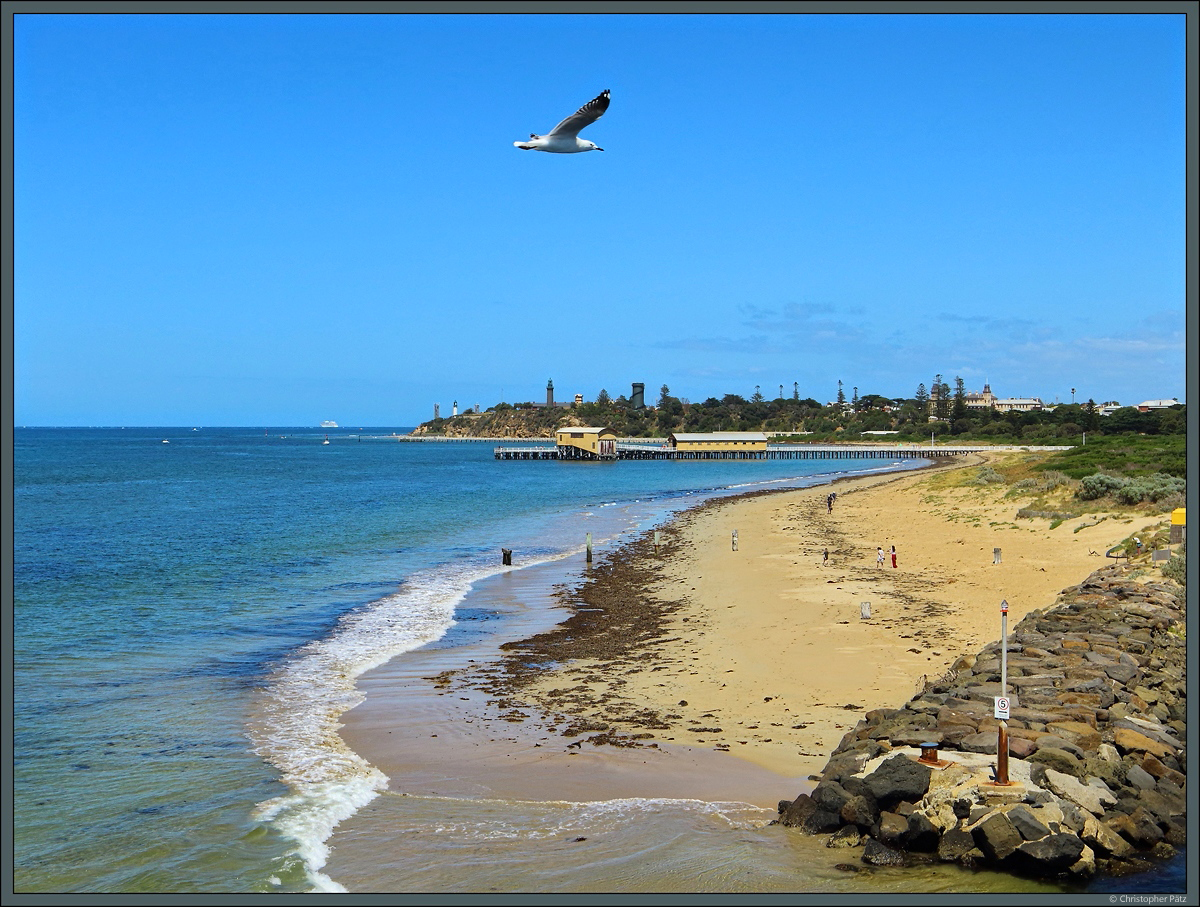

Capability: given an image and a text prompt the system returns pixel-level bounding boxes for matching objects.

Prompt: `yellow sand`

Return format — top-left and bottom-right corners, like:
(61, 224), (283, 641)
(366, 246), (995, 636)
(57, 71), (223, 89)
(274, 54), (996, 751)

(518, 452), (1167, 782)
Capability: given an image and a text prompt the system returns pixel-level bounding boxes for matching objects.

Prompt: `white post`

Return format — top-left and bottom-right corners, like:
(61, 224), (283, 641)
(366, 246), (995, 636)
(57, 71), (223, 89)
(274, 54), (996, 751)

(586, 532), (592, 563)
(731, 530), (738, 551)
(1000, 599), (1008, 695)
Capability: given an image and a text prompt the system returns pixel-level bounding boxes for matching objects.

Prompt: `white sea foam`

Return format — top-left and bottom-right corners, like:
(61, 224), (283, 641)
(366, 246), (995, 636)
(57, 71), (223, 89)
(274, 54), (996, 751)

(247, 544), (611, 891)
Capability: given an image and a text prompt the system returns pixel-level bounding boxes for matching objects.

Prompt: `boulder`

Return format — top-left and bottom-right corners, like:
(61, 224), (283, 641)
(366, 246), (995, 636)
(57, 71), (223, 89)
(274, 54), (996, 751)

(1028, 747), (1084, 778)
(1081, 815), (1134, 858)
(861, 838), (906, 867)
(905, 812), (940, 852)
(863, 755), (932, 810)
(1045, 721), (1101, 752)
(1006, 804), (1051, 841)
(876, 811), (908, 847)
(972, 811), (1023, 862)
(825, 825), (863, 848)
(1043, 768), (1117, 816)
(811, 780), (851, 815)
(937, 827), (977, 863)
(840, 795), (879, 830)
(1125, 764), (1157, 791)
(1011, 833), (1086, 876)
(1112, 807), (1164, 848)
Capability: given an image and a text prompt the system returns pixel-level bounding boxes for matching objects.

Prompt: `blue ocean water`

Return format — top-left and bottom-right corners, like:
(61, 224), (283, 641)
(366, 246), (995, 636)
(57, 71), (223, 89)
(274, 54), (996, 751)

(11, 428), (1186, 894)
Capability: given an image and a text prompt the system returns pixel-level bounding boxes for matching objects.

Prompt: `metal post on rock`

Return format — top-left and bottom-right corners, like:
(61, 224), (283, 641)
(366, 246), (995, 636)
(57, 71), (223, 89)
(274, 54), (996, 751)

(996, 598), (1010, 785)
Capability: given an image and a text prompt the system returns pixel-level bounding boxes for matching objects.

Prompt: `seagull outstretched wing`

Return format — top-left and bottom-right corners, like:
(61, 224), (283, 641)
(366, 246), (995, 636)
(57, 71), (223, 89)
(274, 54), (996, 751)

(545, 90), (611, 138)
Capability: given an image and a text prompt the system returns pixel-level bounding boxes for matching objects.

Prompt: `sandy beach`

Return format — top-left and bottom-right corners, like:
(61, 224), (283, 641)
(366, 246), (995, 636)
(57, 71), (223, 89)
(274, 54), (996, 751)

(340, 452), (1169, 809)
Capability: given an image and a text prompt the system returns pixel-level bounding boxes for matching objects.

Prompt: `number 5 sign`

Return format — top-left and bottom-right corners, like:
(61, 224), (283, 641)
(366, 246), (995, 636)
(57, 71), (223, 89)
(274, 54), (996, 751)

(994, 696), (1010, 720)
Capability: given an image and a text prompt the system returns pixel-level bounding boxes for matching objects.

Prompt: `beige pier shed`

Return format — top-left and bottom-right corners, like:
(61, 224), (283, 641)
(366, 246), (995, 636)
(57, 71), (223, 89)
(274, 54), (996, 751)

(555, 426), (618, 460)
(668, 432), (769, 453)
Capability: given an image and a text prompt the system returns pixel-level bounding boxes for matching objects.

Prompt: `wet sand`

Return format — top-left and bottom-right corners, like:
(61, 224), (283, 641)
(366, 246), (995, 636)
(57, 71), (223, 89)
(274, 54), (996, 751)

(339, 451), (1166, 808)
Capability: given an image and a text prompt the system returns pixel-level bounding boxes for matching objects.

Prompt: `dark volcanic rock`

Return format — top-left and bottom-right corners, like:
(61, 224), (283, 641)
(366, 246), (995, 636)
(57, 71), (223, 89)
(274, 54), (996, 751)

(862, 838), (906, 867)
(1007, 805), (1052, 841)
(973, 811), (1023, 862)
(840, 795), (879, 829)
(938, 827), (977, 862)
(1011, 834), (1086, 876)
(863, 755), (932, 810)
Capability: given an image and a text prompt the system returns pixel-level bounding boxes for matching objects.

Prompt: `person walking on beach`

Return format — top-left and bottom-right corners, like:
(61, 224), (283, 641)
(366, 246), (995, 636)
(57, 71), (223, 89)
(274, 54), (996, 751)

(890, 545), (897, 568)
(822, 548), (829, 567)
(826, 494), (833, 514)
(877, 546), (885, 567)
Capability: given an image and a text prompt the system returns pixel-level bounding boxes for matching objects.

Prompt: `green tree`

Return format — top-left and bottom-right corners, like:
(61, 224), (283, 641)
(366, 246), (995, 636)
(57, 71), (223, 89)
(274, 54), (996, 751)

(914, 383), (929, 418)
(837, 380), (845, 405)
(933, 374), (950, 421)
(952, 376), (968, 422)
(596, 388), (611, 406)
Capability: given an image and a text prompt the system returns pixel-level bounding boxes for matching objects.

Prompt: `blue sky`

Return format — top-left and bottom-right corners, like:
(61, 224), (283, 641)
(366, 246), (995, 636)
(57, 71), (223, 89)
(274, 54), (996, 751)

(14, 13), (1187, 426)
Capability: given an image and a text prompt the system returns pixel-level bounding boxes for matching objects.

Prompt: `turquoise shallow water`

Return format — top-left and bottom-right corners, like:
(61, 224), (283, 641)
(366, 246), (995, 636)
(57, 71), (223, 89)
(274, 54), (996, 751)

(12, 428), (1186, 894)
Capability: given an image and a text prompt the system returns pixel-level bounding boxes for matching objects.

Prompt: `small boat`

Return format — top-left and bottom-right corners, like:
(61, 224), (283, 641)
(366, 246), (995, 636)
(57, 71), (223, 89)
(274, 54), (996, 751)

(323, 435), (330, 445)
(162, 439), (169, 444)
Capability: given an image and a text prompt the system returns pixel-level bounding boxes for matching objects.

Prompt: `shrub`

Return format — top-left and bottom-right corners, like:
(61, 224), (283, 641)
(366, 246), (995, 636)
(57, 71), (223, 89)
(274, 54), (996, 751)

(1161, 546), (1186, 586)
(972, 466), (1005, 485)
(1039, 471), (1071, 490)
(1078, 473), (1128, 500)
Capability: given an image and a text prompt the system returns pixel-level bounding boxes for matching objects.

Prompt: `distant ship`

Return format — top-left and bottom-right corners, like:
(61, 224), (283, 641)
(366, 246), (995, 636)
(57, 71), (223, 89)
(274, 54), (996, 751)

(320, 421), (338, 428)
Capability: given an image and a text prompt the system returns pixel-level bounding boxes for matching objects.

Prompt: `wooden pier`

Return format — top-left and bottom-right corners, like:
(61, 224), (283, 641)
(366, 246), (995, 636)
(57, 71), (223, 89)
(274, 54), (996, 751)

(492, 443), (1047, 462)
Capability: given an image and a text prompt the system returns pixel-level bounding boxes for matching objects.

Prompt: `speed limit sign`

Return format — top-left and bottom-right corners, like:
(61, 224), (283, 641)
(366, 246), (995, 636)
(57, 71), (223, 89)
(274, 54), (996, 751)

(994, 696), (1010, 719)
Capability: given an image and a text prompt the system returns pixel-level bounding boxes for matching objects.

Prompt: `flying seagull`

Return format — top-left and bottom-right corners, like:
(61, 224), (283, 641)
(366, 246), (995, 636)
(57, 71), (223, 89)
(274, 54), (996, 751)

(514, 90), (610, 153)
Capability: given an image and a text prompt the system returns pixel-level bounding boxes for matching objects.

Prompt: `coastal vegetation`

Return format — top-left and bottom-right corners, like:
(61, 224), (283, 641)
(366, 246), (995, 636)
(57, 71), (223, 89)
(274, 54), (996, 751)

(415, 389), (1186, 496)
(418, 387), (1183, 453)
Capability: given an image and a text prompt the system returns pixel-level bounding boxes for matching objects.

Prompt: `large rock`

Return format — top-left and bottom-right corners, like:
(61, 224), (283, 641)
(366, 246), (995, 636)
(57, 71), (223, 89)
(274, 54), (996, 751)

(1113, 727), (1176, 761)
(861, 838), (906, 866)
(863, 755), (932, 810)
(1011, 833), (1086, 876)
(1081, 815), (1134, 858)
(1029, 747), (1084, 778)
(1046, 721), (1101, 752)
(972, 811), (1023, 862)
(937, 827), (977, 862)
(825, 825), (863, 848)
(876, 811), (908, 847)
(811, 780), (851, 815)
(1006, 804), (1051, 841)
(1043, 769), (1118, 816)
(905, 812), (940, 852)
(840, 795), (879, 830)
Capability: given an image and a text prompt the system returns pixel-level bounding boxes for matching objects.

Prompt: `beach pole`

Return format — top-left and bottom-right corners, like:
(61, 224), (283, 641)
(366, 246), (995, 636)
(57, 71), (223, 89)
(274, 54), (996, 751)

(732, 530), (738, 552)
(586, 532), (593, 563)
(993, 547), (1002, 565)
(860, 601), (871, 620)
(654, 530), (661, 553)
(997, 599), (1010, 785)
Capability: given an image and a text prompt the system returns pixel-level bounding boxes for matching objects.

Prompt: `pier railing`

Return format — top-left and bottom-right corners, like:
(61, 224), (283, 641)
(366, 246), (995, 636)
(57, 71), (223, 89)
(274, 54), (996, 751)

(493, 443), (1072, 461)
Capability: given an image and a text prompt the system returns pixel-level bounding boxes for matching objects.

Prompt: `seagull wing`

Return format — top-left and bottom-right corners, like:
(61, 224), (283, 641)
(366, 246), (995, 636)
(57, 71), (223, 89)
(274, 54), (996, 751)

(545, 90), (610, 138)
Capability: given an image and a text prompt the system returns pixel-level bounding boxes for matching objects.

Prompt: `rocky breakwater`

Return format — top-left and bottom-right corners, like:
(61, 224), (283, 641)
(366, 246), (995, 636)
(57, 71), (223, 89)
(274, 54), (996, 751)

(776, 564), (1186, 882)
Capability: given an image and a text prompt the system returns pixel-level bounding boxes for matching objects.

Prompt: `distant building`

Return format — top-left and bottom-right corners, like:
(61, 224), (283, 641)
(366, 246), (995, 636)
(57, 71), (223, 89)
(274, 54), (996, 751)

(669, 432), (768, 452)
(1137, 398), (1181, 411)
(555, 426), (617, 460)
(964, 383), (997, 410)
(991, 398), (1044, 413)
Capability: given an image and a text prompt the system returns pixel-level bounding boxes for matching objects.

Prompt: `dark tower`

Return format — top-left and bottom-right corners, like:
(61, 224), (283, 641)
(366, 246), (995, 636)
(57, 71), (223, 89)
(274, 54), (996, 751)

(631, 382), (645, 410)
(546, 379), (554, 408)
